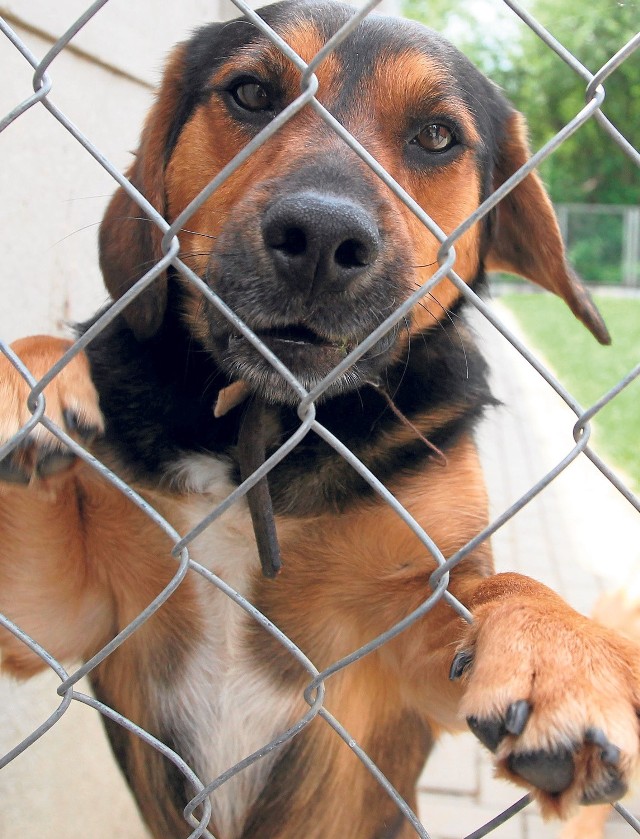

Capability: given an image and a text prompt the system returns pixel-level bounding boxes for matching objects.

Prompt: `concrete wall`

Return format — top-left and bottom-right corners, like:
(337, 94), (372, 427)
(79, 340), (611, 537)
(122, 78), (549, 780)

(0, 1), (398, 835)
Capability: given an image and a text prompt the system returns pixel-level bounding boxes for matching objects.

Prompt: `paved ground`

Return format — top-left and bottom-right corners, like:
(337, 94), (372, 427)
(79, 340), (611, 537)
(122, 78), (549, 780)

(416, 303), (640, 839)
(0, 301), (638, 838)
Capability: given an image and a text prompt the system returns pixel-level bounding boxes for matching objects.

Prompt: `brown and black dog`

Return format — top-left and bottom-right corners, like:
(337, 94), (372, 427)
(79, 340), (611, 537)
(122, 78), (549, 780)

(1, 2), (638, 838)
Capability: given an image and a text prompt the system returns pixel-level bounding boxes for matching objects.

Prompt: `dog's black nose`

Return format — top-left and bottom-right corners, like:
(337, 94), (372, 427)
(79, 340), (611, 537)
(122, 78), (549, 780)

(261, 192), (380, 294)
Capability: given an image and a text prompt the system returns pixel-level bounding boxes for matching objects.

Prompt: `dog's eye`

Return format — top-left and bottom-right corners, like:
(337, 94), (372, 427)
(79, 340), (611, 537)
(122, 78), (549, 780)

(231, 81), (273, 112)
(415, 124), (457, 152)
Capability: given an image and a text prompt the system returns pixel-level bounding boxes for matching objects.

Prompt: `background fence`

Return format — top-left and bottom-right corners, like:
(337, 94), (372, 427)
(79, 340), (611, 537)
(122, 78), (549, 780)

(0, 1), (639, 838)
(557, 204), (640, 288)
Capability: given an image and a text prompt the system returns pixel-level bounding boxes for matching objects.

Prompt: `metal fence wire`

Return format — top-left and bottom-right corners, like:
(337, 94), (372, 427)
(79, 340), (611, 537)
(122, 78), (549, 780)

(0, 1), (639, 837)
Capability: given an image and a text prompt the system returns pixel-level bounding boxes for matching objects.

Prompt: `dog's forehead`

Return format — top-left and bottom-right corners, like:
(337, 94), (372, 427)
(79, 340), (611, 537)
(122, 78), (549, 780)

(200, 1), (487, 102)
(259, 0), (450, 54)
(173, 1), (510, 167)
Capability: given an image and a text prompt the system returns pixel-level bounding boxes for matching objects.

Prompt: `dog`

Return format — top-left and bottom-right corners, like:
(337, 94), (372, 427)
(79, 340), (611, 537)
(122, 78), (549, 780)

(1, 2), (637, 838)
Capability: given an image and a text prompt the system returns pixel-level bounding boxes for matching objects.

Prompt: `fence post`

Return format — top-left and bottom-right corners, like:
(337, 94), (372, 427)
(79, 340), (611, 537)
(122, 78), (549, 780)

(623, 206), (640, 287)
(556, 204), (569, 246)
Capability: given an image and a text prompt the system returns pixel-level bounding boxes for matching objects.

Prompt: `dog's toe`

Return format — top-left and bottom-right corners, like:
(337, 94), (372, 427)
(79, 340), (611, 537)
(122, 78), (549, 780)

(0, 338), (104, 487)
(581, 767), (628, 805)
(62, 408), (102, 444)
(0, 450), (30, 484)
(36, 447), (78, 478)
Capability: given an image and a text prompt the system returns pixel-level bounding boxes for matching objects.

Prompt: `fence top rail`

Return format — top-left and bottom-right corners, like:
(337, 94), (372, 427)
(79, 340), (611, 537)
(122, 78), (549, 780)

(557, 202), (640, 213)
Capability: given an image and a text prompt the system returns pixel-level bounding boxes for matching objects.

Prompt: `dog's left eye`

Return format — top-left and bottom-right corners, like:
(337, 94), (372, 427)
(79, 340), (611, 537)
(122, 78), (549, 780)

(415, 124), (457, 152)
(231, 81), (273, 112)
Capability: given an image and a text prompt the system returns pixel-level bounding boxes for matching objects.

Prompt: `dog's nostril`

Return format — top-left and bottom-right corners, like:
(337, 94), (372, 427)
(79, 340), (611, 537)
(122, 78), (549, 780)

(335, 238), (370, 269)
(272, 226), (307, 257)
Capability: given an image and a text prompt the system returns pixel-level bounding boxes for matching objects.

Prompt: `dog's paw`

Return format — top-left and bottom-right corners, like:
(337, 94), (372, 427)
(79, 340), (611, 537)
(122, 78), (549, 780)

(452, 578), (640, 819)
(0, 336), (103, 485)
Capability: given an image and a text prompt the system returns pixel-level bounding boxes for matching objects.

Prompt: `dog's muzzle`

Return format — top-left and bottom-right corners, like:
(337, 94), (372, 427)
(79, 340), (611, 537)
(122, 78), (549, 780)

(205, 187), (405, 404)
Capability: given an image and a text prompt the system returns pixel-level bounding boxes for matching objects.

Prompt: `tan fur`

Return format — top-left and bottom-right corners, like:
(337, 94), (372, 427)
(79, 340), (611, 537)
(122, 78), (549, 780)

(485, 113), (610, 343)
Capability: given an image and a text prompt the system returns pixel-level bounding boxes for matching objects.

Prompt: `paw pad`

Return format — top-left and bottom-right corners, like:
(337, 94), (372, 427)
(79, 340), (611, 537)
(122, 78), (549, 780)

(508, 747), (575, 794)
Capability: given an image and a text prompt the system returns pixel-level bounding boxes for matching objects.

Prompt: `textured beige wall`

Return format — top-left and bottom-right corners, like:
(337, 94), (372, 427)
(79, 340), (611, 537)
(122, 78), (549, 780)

(0, 24), (150, 342)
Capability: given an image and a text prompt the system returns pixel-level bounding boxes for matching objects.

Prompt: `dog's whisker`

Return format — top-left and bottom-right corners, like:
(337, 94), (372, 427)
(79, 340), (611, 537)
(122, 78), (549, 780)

(178, 251), (213, 262)
(366, 377), (447, 467)
(180, 228), (219, 240)
(409, 259), (439, 270)
(423, 290), (470, 381)
(114, 215), (222, 241)
(408, 283), (469, 379)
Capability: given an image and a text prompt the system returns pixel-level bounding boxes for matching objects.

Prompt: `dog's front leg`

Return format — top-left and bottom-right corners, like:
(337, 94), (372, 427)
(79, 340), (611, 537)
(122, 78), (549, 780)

(0, 336), (110, 675)
(451, 572), (640, 820)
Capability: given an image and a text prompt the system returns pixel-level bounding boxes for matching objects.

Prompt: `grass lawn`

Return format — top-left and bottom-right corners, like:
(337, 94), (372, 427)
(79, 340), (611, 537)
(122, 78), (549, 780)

(499, 292), (640, 493)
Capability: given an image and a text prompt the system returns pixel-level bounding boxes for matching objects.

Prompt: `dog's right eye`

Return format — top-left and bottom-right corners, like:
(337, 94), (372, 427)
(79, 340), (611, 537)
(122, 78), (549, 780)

(230, 81), (273, 112)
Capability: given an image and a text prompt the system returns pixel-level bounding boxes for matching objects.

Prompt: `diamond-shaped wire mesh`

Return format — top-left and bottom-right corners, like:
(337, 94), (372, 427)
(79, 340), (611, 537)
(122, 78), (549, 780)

(0, 1), (639, 837)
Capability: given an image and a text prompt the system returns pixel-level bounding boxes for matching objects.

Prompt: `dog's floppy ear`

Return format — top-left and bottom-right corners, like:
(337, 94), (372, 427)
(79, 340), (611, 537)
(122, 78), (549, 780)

(99, 45), (188, 341)
(485, 112), (610, 345)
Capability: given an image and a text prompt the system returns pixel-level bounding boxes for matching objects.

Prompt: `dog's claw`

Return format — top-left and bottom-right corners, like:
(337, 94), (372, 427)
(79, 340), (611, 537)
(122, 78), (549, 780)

(36, 448), (76, 477)
(466, 715), (505, 753)
(62, 409), (101, 442)
(449, 649), (473, 680)
(585, 727), (621, 766)
(466, 700), (530, 753)
(581, 769), (627, 805)
(505, 700), (531, 736)
(0, 455), (29, 484)
(508, 748), (575, 794)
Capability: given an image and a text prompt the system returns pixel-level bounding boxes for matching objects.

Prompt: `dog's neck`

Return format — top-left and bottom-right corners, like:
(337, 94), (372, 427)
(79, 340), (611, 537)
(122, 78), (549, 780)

(79, 282), (495, 516)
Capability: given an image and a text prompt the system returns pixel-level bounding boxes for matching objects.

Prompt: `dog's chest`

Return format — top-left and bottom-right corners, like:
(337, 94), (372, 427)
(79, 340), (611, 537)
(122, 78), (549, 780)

(163, 454), (302, 838)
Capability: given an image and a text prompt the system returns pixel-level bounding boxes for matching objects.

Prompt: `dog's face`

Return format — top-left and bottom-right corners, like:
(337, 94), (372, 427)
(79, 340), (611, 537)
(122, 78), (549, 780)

(99, 0), (609, 404)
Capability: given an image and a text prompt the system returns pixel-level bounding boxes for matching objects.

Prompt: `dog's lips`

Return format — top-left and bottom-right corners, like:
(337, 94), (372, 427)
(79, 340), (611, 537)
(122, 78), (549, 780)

(228, 325), (355, 357)
(219, 321), (399, 404)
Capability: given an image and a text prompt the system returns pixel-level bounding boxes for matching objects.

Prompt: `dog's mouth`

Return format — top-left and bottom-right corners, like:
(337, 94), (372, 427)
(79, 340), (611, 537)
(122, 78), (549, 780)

(229, 324), (355, 355)
(219, 320), (398, 404)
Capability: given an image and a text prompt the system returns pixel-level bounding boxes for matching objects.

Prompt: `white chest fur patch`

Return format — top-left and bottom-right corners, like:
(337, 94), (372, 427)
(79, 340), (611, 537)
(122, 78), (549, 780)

(164, 454), (304, 838)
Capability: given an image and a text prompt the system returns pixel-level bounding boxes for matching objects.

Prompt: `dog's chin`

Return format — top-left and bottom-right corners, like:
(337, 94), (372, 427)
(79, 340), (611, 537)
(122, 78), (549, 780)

(215, 328), (397, 407)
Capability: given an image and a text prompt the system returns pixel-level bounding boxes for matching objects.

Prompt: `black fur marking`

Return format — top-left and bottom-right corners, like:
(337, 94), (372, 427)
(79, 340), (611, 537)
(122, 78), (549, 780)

(81, 283), (237, 481)
(266, 325), (495, 516)
(81, 277), (493, 512)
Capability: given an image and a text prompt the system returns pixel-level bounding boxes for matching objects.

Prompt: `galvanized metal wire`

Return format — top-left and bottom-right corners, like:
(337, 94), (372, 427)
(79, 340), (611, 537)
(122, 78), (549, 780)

(0, 1), (639, 837)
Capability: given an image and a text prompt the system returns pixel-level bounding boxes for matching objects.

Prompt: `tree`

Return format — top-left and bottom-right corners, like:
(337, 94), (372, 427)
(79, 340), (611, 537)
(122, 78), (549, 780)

(403, 0), (640, 204)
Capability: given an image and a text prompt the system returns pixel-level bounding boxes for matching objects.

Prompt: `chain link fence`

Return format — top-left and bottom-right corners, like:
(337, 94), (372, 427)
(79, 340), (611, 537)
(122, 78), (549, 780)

(0, 1), (639, 837)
